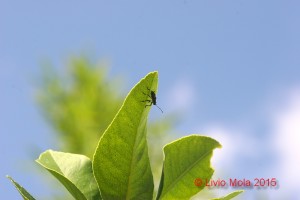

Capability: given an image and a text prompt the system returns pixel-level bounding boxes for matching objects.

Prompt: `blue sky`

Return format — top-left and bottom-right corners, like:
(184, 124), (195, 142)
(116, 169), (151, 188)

(1, 1), (300, 199)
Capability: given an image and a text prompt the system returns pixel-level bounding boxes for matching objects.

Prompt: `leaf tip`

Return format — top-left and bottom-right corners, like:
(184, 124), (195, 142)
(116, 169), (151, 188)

(145, 71), (159, 80)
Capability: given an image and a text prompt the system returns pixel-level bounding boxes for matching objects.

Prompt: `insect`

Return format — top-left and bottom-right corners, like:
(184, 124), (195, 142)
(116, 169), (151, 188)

(141, 87), (163, 113)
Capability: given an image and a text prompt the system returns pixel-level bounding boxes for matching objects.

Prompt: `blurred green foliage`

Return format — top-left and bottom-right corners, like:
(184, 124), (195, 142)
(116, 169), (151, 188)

(37, 57), (122, 157)
(36, 56), (178, 188)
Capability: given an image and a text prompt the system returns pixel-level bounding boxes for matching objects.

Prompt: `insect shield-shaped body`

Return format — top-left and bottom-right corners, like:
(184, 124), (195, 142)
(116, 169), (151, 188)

(141, 88), (163, 113)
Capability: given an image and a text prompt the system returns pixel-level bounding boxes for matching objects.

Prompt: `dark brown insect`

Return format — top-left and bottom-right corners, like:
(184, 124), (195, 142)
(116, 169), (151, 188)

(141, 88), (163, 113)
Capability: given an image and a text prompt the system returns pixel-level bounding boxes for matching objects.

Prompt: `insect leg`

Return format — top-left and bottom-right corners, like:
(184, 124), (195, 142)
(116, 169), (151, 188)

(145, 101), (153, 107)
(142, 91), (152, 99)
(141, 99), (151, 103)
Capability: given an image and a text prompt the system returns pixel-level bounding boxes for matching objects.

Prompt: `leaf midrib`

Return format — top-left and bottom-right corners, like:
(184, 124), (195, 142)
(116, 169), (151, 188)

(160, 149), (213, 199)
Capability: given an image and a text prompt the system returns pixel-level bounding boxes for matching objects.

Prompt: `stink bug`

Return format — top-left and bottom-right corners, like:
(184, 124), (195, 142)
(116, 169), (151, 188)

(141, 87), (163, 113)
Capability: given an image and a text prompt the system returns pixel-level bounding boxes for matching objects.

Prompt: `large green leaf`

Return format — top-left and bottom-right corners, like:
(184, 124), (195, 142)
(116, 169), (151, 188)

(93, 72), (158, 199)
(36, 150), (100, 200)
(156, 135), (221, 200)
(6, 175), (36, 200)
(212, 190), (243, 200)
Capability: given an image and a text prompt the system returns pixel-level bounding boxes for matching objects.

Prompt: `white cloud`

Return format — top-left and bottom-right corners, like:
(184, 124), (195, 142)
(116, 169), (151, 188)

(165, 79), (195, 112)
(197, 125), (259, 175)
(271, 88), (300, 192)
(193, 125), (261, 199)
(203, 126), (236, 169)
(190, 87), (300, 199)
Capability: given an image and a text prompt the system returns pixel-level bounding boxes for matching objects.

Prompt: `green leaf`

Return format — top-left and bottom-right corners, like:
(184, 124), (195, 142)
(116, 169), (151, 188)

(93, 72), (158, 199)
(212, 190), (243, 200)
(6, 175), (36, 200)
(36, 150), (100, 200)
(156, 135), (221, 200)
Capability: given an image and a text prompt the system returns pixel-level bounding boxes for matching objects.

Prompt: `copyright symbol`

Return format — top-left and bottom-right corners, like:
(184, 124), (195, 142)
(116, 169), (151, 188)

(194, 178), (202, 187)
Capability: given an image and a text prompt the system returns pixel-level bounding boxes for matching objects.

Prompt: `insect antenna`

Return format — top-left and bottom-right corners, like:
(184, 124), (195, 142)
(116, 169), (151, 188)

(155, 105), (163, 113)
